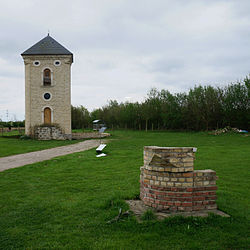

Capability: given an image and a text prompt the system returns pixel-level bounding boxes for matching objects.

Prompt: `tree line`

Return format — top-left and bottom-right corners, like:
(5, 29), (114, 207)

(0, 121), (25, 128)
(72, 76), (250, 131)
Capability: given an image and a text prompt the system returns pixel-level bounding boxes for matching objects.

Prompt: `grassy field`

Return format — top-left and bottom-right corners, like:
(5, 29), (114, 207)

(0, 130), (249, 249)
(0, 134), (81, 158)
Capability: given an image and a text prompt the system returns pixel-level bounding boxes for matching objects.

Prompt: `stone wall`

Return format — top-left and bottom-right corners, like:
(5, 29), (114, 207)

(140, 146), (218, 212)
(34, 126), (71, 140)
(71, 132), (110, 140)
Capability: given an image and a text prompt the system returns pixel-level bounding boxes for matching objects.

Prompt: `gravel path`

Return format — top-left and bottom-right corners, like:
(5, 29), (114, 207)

(0, 140), (100, 172)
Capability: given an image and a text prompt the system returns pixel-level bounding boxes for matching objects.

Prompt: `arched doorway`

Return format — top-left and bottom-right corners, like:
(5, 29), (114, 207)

(44, 107), (51, 124)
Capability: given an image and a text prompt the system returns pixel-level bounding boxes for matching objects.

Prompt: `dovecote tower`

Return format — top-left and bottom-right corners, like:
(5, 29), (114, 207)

(21, 34), (73, 137)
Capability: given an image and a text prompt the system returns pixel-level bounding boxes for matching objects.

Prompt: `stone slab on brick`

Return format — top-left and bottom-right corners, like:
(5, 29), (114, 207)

(144, 146), (196, 173)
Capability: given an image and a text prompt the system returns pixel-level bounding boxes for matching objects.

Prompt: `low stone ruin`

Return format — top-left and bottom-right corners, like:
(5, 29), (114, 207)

(33, 126), (110, 140)
(140, 146), (218, 212)
(34, 126), (71, 140)
(71, 132), (110, 140)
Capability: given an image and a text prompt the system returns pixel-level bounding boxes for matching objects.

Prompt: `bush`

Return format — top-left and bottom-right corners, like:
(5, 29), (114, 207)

(20, 135), (31, 140)
(141, 209), (157, 221)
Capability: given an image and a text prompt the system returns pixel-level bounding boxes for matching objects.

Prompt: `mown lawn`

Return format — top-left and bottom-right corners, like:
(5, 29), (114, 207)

(0, 136), (80, 158)
(0, 131), (249, 249)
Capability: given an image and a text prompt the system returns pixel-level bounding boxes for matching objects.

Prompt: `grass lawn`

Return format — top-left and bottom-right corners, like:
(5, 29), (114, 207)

(0, 136), (81, 158)
(0, 129), (96, 158)
(0, 130), (249, 249)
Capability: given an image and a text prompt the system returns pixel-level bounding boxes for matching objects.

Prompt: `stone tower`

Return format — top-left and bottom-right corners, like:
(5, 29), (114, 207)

(21, 34), (73, 138)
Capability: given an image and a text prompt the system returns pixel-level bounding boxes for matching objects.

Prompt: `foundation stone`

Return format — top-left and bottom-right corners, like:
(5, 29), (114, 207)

(34, 126), (71, 140)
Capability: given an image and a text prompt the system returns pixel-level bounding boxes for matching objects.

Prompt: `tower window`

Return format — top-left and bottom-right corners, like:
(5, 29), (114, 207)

(33, 60), (40, 66)
(54, 60), (61, 66)
(43, 68), (51, 86)
(43, 92), (51, 100)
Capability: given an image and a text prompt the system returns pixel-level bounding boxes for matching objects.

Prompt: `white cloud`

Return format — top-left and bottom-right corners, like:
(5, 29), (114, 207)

(0, 0), (250, 120)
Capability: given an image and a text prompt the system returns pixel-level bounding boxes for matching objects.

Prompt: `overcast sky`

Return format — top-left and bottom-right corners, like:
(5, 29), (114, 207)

(0, 0), (249, 121)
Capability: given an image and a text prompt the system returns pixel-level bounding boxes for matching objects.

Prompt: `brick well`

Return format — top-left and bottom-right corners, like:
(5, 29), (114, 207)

(140, 146), (218, 212)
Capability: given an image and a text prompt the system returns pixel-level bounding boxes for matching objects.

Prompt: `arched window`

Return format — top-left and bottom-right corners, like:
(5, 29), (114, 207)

(43, 68), (51, 86)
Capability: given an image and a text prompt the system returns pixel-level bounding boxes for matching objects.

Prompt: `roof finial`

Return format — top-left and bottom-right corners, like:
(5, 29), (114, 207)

(48, 29), (50, 36)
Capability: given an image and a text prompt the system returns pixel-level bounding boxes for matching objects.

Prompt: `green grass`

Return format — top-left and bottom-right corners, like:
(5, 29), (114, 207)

(0, 130), (249, 249)
(0, 137), (81, 158)
(0, 130), (24, 137)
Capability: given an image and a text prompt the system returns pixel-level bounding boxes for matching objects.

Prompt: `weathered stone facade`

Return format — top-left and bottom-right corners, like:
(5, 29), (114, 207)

(22, 55), (72, 136)
(34, 126), (72, 140)
(140, 146), (218, 212)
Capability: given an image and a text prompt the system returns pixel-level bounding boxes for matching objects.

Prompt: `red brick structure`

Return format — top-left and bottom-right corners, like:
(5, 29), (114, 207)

(140, 146), (218, 212)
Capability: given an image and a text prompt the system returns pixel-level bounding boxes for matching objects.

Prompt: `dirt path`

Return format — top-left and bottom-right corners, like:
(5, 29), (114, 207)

(0, 140), (101, 172)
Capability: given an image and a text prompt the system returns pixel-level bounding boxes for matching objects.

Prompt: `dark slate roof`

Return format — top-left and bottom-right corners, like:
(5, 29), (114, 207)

(21, 34), (73, 57)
